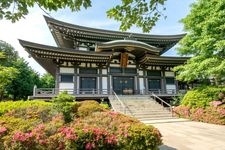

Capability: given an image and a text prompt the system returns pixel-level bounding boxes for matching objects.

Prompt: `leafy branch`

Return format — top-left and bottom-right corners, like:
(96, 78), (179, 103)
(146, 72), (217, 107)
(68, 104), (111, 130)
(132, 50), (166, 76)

(0, 0), (166, 32)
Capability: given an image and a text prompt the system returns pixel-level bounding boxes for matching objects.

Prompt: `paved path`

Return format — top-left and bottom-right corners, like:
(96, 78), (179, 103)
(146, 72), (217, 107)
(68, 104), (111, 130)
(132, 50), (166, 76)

(148, 119), (225, 150)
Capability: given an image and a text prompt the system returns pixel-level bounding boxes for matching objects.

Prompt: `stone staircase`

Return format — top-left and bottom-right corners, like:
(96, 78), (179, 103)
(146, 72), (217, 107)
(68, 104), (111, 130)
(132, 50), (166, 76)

(109, 95), (175, 122)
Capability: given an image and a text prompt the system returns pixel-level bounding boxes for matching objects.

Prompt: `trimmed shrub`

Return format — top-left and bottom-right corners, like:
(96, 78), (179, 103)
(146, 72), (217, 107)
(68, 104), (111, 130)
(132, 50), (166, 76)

(52, 91), (76, 123)
(181, 86), (225, 108)
(52, 91), (75, 103)
(173, 106), (191, 118)
(123, 124), (162, 150)
(0, 116), (39, 134)
(0, 100), (51, 116)
(74, 111), (161, 149)
(0, 100), (162, 149)
(4, 105), (53, 123)
(77, 100), (106, 117)
(174, 104), (225, 125)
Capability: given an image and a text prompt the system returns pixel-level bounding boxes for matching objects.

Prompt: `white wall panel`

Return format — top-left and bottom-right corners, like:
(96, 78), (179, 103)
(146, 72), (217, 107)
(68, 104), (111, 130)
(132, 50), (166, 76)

(110, 64), (120, 67)
(60, 67), (74, 73)
(59, 83), (74, 94)
(102, 77), (108, 94)
(139, 71), (143, 76)
(127, 65), (136, 68)
(102, 69), (107, 75)
(166, 84), (176, 94)
(165, 71), (175, 77)
(139, 78), (145, 94)
(80, 63), (86, 67)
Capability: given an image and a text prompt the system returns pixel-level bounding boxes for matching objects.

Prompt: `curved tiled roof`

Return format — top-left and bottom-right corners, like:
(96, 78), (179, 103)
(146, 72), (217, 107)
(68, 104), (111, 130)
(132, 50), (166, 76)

(44, 16), (186, 54)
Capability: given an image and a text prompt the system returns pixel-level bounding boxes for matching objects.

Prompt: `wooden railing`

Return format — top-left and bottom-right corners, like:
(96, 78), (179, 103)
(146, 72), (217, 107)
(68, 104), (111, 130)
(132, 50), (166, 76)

(33, 87), (186, 97)
(148, 89), (177, 95)
(34, 88), (110, 96)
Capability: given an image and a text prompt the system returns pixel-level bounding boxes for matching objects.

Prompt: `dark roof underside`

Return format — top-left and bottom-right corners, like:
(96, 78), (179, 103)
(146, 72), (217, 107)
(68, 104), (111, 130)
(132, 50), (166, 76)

(140, 54), (188, 66)
(19, 40), (188, 75)
(19, 40), (112, 75)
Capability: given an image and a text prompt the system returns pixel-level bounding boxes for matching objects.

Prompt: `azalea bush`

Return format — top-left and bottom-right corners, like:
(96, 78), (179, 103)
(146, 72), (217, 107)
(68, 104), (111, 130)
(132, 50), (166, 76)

(181, 86), (225, 108)
(0, 99), (162, 149)
(174, 104), (225, 125)
(77, 100), (106, 117)
(175, 86), (225, 125)
(0, 100), (51, 116)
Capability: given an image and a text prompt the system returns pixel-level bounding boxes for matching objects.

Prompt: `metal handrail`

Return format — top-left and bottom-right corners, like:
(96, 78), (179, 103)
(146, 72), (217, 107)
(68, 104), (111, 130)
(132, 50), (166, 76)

(112, 91), (127, 114)
(151, 93), (173, 116)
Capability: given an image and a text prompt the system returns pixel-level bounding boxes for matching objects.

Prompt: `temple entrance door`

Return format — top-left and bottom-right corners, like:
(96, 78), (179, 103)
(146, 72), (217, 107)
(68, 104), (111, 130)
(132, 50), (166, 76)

(80, 77), (96, 93)
(148, 79), (161, 93)
(113, 76), (134, 95)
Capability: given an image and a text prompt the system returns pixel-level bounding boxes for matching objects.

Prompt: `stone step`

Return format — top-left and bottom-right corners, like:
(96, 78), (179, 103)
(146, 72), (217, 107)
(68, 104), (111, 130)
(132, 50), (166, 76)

(141, 118), (188, 124)
(132, 111), (171, 115)
(138, 116), (175, 121)
(128, 107), (164, 109)
(134, 114), (173, 119)
(127, 109), (170, 113)
(109, 96), (173, 122)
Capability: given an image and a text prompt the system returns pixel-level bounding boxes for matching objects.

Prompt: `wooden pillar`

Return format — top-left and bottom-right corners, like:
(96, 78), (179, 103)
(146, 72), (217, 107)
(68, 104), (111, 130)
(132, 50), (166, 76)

(161, 68), (166, 93)
(99, 68), (102, 94)
(143, 69), (148, 94)
(136, 65), (140, 94)
(74, 67), (77, 95)
(55, 65), (60, 94)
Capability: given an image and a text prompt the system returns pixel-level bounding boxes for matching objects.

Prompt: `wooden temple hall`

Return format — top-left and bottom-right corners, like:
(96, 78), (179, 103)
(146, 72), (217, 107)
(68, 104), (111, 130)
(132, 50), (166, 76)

(19, 16), (188, 99)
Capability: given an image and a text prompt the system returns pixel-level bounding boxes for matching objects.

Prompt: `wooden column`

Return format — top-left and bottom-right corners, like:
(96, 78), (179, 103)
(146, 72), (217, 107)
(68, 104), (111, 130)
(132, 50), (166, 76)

(74, 67), (77, 95)
(99, 68), (102, 94)
(55, 65), (60, 94)
(162, 68), (166, 93)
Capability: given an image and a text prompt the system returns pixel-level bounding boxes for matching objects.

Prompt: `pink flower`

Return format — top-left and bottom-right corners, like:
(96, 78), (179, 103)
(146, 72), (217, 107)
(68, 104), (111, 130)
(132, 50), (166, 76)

(0, 127), (7, 133)
(0, 127), (7, 136)
(59, 127), (77, 140)
(85, 142), (95, 150)
(217, 108), (225, 115)
(13, 132), (27, 142)
(209, 101), (223, 107)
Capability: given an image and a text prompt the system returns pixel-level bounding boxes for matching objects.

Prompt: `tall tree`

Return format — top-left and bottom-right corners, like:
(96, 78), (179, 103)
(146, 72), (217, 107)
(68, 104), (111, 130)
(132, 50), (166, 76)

(40, 73), (55, 88)
(0, 40), (41, 100)
(0, 52), (18, 100)
(174, 0), (225, 85)
(0, 40), (19, 66)
(0, 0), (166, 32)
(6, 58), (41, 100)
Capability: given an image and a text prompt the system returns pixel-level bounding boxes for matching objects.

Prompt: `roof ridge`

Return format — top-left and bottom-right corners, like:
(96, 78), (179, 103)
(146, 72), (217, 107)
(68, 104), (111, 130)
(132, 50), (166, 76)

(44, 15), (186, 39)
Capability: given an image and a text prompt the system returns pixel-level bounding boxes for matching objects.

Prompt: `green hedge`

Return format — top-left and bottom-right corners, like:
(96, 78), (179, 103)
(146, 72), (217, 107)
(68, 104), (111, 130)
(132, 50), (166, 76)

(0, 101), (51, 116)
(181, 86), (225, 108)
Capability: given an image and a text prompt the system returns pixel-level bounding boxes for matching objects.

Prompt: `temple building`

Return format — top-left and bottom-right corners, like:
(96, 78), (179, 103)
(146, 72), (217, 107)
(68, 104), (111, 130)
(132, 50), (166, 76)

(19, 16), (188, 99)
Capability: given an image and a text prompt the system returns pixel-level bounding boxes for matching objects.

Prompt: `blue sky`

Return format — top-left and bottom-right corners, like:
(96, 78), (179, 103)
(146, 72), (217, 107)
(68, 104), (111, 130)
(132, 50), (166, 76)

(0, 0), (195, 75)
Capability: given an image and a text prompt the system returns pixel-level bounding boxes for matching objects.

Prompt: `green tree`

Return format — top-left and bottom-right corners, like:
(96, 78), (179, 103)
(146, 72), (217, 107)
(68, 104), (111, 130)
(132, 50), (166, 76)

(174, 0), (225, 85)
(6, 58), (41, 100)
(40, 73), (55, 88)
(0, 40), (19, 66)
(0, 0), (166, 32)
(0, 52), (18, 100)
(0, 40), (41, 100)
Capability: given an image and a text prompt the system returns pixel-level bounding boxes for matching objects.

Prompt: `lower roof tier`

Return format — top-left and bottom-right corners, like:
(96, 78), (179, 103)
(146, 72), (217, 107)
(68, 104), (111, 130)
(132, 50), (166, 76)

(19, 40), (188, 75)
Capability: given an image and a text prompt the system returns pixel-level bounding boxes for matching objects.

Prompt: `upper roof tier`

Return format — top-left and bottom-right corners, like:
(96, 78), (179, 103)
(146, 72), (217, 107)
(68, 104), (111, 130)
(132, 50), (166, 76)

(44, 16), (186, 55)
